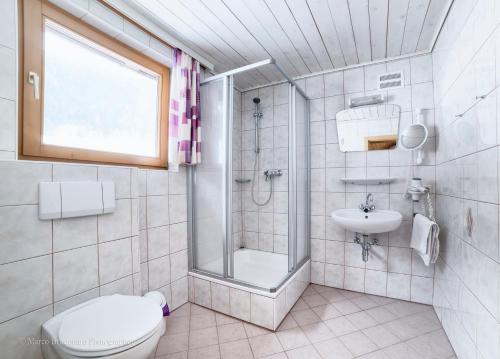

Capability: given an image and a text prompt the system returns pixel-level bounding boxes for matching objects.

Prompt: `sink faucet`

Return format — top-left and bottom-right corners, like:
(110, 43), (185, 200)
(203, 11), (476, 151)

(359, 193), (375, 213)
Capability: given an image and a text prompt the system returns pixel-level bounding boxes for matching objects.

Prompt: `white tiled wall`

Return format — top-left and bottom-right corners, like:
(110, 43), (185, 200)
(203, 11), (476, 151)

(432, 0), (500, 358)
(299, 55), (437, 305)
(138, 168), (189, 310)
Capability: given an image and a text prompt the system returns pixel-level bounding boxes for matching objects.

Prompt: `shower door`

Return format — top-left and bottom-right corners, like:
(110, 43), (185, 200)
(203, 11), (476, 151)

(191, 77), (232, 276)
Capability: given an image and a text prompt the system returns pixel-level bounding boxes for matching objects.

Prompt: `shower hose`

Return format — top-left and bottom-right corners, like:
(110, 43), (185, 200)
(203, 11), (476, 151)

(251, 151), (273, 206)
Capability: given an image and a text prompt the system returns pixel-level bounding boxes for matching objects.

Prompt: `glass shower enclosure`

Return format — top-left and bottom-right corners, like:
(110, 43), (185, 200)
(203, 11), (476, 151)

(188, 59), (310, 293)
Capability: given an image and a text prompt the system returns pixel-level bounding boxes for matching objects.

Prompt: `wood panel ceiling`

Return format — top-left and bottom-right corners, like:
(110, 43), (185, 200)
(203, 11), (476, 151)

(126, 0), (452, 89)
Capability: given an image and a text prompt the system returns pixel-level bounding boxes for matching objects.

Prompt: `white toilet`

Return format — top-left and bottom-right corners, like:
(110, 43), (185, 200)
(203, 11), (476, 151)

(42, 294), (165, 359)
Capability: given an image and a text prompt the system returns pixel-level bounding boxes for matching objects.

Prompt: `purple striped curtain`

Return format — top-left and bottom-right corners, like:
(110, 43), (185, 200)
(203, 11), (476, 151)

(168, 48), (201, 167)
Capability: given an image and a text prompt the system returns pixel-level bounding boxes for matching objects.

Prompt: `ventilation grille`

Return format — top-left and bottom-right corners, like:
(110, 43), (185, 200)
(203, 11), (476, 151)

(378, 71), (404, 90)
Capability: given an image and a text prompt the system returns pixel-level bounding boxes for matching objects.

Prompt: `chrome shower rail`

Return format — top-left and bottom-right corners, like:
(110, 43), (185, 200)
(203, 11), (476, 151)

(200, 58), (308, 99)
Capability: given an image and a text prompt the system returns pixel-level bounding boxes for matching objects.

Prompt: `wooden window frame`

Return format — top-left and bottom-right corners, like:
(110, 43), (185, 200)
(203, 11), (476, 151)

(21, 0), (170, 168)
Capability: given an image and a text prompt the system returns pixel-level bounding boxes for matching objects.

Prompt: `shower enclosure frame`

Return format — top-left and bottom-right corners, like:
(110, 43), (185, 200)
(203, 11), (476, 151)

(187, 59), (310, 294)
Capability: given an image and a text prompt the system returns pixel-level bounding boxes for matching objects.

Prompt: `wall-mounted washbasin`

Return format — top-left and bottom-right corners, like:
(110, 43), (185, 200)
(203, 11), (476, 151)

(331, 209), (402, 234)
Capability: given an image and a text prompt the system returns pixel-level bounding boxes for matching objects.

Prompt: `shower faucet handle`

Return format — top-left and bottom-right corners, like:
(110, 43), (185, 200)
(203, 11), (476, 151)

(264, 169), (282, 181)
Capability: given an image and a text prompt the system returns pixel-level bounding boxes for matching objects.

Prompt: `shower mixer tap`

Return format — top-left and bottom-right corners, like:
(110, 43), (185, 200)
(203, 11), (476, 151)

(264, 169), (282, 181)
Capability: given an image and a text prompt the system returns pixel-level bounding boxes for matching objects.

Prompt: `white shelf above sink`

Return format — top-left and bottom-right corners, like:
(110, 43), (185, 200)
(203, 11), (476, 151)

(340, 177), (395, 185)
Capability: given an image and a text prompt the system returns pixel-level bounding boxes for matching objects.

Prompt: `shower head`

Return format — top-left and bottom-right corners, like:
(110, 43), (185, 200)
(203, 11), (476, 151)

(252, 97), (262, 154)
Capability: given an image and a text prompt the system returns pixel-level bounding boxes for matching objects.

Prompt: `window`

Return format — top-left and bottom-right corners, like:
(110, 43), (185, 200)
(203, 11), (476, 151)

(22, 0), (169, 167)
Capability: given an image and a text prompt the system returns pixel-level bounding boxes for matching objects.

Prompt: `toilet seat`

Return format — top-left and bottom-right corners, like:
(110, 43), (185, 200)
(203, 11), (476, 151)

(56, 295), (163, 357)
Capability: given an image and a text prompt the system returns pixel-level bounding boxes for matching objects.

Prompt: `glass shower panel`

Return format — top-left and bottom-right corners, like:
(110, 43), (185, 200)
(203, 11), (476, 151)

(194, 78), (228, 275)
(295, 89), (309, 264)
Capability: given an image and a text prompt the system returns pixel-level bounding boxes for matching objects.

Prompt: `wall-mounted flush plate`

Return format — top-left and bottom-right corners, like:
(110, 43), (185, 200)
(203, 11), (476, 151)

(39, 181), (115, 220)
(61, 182), (103, 218)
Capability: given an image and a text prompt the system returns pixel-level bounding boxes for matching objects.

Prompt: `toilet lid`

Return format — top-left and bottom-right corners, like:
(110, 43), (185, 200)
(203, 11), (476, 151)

(58, 294), (162, 355)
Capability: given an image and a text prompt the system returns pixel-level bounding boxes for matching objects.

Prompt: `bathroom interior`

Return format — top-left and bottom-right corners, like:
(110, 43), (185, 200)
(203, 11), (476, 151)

(0, 0), (498, 358)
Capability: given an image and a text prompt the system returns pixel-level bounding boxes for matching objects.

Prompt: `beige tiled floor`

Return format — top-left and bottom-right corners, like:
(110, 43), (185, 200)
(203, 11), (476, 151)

(154, 284), (457, 359)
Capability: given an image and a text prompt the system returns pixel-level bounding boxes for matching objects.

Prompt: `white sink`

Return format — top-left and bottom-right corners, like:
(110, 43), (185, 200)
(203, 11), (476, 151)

(331, 209), (402, 234)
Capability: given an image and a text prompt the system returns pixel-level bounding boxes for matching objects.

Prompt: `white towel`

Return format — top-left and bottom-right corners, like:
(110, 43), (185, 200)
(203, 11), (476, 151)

(410, 214), (440, 266)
